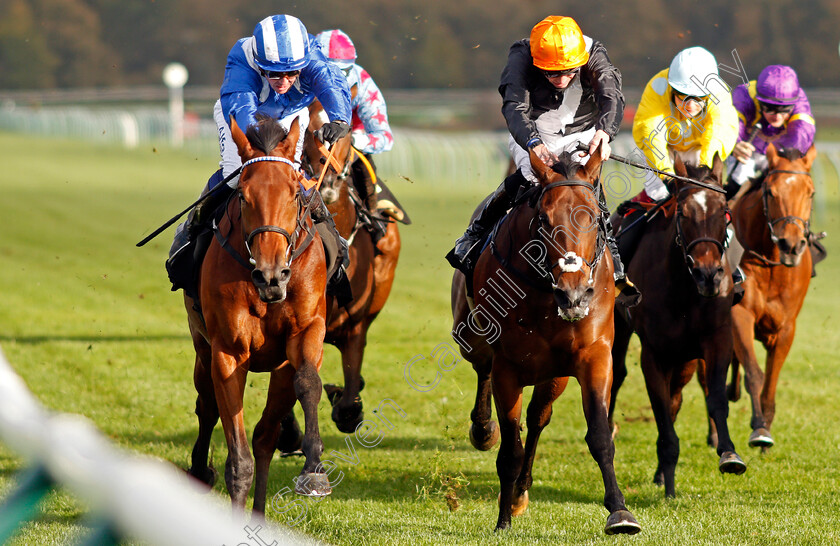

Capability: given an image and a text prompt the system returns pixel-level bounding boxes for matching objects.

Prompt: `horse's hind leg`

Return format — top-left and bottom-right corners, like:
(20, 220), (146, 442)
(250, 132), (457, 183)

(577, 345), (640, 534)
(469, 349), (499, 451)
(641, 350), (680, 497)
(253, 366), (297, 513)
(512, 378), (568, 517)
(695, 359), (719, 448)
(330, 324), (367, 434)
(609, 311), (633, 439)
(188, 338), (219, 487)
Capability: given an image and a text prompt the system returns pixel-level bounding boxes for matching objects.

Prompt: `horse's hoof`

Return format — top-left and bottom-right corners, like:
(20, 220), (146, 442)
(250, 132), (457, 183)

(718, 451), (747, 475)
(332, 400), (364, 434)
(295, 472), (331, 497)
(653, 469), (664, 486)
(707, 432), (719, 449)
(605, 509), (641, 535)
(748, 428), (774, 448)
(186, 465), (217, 488)
(324, 384), (343, 406)
(469, 421), (500, 451)
(511, 490), (529, 517)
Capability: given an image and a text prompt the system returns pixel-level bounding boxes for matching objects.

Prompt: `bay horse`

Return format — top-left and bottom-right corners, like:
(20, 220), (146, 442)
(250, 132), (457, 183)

(609, 154), (746, 498)
(728, 144), (817, 449)
(184, 114), (331, 511)
(299, 98), (401, 433)
(452, 147), (640, 534)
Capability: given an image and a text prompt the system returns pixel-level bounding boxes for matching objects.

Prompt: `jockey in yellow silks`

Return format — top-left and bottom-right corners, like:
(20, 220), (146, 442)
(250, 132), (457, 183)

(632, 46), (738, 203)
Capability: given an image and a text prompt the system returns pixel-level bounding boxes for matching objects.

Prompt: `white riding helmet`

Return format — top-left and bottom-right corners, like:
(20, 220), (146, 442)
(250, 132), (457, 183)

(667, 46), (718, 97)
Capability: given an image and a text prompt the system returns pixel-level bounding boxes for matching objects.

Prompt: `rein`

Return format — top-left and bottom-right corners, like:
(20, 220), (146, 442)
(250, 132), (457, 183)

(214, 156), (315, 272)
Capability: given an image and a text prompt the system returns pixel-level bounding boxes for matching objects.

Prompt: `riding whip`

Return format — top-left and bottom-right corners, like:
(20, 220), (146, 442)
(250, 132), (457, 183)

(574, 143), (725, 193)
(136, 167), (242, 247)
(726, 123), (764, 206)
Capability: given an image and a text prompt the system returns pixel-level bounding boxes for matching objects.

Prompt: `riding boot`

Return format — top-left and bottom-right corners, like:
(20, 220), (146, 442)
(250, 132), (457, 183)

(808, 231), (827, 278)
(168, 169), (228, 261)
(445, 169), (527, 273)
(607, 227), (642, 307)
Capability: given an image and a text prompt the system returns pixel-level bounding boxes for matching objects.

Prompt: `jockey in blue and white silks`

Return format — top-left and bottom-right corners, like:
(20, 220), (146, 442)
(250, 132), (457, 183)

(214, 14), (352, 187)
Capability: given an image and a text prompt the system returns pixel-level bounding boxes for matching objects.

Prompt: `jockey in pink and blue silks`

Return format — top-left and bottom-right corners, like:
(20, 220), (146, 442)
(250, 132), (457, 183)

(315, 29), (395, 214)
(725, 65), (816, 198)
(167, 14), (352, 282)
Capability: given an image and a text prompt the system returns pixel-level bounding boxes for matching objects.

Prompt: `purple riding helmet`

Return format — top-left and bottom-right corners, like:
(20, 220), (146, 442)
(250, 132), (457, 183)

(755, 65), (801, 105)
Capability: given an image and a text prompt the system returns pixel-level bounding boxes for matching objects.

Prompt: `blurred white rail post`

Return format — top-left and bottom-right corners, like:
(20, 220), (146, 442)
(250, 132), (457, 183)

(163, 62), (189, 148)
(0, 346), (312, 546)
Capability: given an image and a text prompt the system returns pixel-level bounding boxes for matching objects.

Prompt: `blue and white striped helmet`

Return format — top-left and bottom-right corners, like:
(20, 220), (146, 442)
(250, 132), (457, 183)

(251, 15), (311, 72)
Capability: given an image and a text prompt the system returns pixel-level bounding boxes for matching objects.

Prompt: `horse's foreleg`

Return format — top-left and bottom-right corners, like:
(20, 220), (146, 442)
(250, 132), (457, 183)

(211, 351), (252, 509)
(252, 367), (297, 513)
(289, 323), (330, 496)
(702, 335), (747, 475)
(491, 362), (524, 531)
(762, 323), (796, 431)
(513, 378), (568, 517)
(331, 325), (367, 434)
(578, 345), (640, 535)
(189, 344), (220, 487)
(732, 305), (771, 447)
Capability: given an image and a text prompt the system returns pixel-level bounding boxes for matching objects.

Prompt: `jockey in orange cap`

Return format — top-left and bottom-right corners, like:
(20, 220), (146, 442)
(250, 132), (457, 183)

(446, 15), (640, 305)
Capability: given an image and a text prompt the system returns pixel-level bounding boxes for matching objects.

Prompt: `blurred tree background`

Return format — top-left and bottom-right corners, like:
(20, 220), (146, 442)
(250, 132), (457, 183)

(1, 0), (838, 91)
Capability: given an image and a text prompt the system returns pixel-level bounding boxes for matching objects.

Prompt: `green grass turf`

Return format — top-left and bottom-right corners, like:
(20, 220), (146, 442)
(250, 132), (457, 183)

(0, 131), (839, 544)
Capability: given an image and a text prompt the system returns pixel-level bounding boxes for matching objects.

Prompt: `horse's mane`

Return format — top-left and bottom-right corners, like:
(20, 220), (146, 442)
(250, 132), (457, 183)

(550, 152), (585, 179)
(245, 113), (289, 155)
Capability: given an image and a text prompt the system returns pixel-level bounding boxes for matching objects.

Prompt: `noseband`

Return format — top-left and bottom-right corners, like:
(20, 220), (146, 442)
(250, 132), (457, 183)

(761, 169), (812, 246)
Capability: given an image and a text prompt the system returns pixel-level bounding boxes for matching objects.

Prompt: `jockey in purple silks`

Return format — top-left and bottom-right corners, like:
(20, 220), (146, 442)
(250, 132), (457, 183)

(726, 64), (825, 277)
(725, 65), (816, 197)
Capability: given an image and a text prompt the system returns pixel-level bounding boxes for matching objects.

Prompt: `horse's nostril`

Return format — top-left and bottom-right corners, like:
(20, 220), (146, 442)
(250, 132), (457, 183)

(278, 268), (291, 283)
(251, 269), (267, 287)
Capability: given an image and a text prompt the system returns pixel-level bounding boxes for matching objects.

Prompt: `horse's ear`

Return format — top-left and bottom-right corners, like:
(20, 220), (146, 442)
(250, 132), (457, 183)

(582, 142), (604, 182)
(765, 143), (779, 167)
(528, 149), (552, 183)
(802, 144), (817, 171)
(280, 117), (301, 154)
(673, 154), (687, 178)
(230, 116), (254, 159)
(711, 152), (723, 184)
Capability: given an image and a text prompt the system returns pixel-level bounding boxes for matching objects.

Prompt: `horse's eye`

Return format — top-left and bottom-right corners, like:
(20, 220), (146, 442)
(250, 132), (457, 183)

(539, 213), (550, 225)
(319, 157), (326, 165)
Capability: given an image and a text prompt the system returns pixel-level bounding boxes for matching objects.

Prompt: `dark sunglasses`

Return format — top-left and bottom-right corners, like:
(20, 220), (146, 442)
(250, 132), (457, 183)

(263, 69), (300, 80)
(543, 68), (580, 78)
(758, 101), (794, 114)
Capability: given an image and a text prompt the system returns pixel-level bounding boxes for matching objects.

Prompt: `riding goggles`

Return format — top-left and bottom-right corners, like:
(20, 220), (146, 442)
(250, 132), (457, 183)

(758, 101), (795, 115)
(673, 92), (708, 107)
(543, 67), (580, 79)
(263, 69), (301, 80)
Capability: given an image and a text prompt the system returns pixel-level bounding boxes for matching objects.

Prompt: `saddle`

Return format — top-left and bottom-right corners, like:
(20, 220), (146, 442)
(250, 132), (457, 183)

(165, 198), (351, 307)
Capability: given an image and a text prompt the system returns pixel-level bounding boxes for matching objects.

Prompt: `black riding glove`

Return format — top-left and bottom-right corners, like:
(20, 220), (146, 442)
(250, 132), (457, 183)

(317, 120), (350, 146)
(724, 180), (740, 201)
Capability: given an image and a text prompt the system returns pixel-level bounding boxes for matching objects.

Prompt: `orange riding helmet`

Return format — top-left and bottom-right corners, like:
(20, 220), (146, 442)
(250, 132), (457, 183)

(530, 16), (589, 71)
